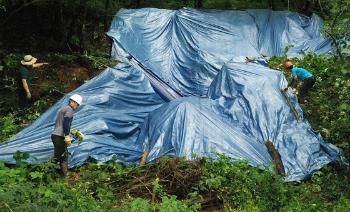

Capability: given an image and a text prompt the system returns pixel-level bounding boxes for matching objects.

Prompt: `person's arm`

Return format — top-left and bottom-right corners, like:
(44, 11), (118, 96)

(290, 76), (298, 87)
(63, 117), (72, 136)
(21, 79), (31, 99)
(63, 112), (73, 145)
(290, 68), (298, 87)
(32, 63), (49, 68)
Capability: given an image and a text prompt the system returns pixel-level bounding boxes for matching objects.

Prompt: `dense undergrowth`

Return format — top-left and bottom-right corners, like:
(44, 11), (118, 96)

(0, 51), (349, 211)
(0, 155), (349, 211)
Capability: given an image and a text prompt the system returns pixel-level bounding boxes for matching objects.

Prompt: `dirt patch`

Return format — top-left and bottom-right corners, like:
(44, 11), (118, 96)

(57, 67), (90, 92)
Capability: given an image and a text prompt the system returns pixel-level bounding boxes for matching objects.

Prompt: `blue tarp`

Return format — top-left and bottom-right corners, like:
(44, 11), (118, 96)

(0, 8), (342, 181)
(107, 8), (332, 98)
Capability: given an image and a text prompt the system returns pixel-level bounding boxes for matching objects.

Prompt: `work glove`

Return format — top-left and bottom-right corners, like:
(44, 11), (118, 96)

(26, 92), (31, 99)
(64, 136), (73, 146)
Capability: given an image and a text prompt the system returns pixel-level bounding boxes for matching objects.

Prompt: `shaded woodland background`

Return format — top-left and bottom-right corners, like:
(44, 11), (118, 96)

(0, 0), (346, 54)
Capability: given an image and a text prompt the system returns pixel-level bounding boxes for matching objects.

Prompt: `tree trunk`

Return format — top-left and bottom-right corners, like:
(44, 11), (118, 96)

(136, 0), (141, 8)
(301, 0), (313, 16)
(348, 133), (350, 182)
(52, 0), (64, 47)
(268, 0), (275, 10)
(265, 140), (285, 176)
(78, 0), (87, 53)
(104, 0), (111, 32)
(194, 0), (202, 9)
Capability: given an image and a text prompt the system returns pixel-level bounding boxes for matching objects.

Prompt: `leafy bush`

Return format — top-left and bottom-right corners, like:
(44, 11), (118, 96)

(0, 161), (104, 211)
(0, 155), (349, 211)
(0, 113), (19, 143)
(197, 155), (288, 211)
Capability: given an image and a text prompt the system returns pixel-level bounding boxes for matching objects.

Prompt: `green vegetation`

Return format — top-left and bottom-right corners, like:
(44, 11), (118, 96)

(0, 155), (348, 211)
(0, 0), (349, 211)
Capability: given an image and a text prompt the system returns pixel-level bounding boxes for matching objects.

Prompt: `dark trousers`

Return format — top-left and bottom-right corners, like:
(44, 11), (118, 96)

(51, 134), (68, 175)
(18, 90), (29, 109)
(300, 77), (315, 99)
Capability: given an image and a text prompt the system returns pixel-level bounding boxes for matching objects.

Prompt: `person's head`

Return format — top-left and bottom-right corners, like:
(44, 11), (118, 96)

(69, 94), (83, 110)
(21, 55), (37, 67)
(285, 61), (293, 70)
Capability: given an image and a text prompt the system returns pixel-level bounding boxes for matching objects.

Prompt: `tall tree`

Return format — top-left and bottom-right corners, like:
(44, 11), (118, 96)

(194, 0), (202, 8)
(320, 0), (350, 61)
(52, 0), (64, 46)
(77, 0), (87, 53)
(268, 0), (275, 10)
(136, 0), (141, 8)
(104, 0), (111, 32)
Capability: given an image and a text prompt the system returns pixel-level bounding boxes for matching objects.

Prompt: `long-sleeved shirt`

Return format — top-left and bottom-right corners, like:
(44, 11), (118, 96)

(52, 105), (74, 137)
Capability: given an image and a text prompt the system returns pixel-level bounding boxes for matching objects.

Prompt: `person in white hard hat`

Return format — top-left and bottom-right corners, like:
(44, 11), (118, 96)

(17, 55), (49, 110)
(51, 94), (83, 176)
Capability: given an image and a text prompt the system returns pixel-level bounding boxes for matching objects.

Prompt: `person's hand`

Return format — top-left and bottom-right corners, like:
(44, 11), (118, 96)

(64, 136), (73, 146)
(26, 92), (31, 99)
(292, 88), (297, 94)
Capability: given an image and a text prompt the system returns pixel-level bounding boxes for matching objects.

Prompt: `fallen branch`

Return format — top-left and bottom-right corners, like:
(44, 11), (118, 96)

(265, 140), (285, 176)
(131, 175), (153, 197)
(1, 201), (13, 212)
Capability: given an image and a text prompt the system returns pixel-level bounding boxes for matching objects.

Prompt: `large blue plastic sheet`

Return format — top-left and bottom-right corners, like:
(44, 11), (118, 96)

(107, 8), (332, 98)
(135, 62), (341, 181)
(0, 64), (164, 167)
(0, 8), (342, 181)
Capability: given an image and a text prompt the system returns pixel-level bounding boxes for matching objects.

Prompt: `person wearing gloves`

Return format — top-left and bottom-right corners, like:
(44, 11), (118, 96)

(285, 61), (315, 101)
(51, 94), (83, 176)
(17, 55), (48, 110)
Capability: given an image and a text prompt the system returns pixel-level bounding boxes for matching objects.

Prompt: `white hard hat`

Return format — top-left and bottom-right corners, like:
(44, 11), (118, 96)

(69, 94), (83, 105)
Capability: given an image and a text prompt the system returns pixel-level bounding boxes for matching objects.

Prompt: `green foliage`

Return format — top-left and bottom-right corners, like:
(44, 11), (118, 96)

(118, 197), (153, 212)
(0, 161), (104, 211)
(85, 54), (119, 70)
(2, 53), (21, 71)
(320, 0), (350, 59)
(0, 113), (18, 143)
(13, 151), (30, 167)
(0, 97), (55, 144)
(158, 195), (200, 212)
(0, 0), (5, 12)
(117, 195), (200, 212)
(0, 53), (21, 94)
(162, 1), (186, 9)
(197, 155), (288, 211)
(203, 0), (271, 10)
(46, 53), (76, 66)
(0, 155), (349, 211)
